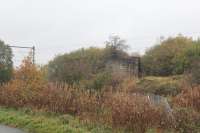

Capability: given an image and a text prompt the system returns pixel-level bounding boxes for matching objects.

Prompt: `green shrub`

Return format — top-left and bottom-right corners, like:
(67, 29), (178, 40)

(136, 76), (182, 96)
(186, 58), (200, 86)
(184, 43), (200, 85)
(80, 72), (112, 91)
(142, 35), (193, 76)
(0, 40), (13, 84)
(47, 47), (106, 85)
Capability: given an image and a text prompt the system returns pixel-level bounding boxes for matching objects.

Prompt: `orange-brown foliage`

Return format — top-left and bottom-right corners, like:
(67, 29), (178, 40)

(0, 56), (46, 107)
(0, 56), (181, 132)
(104, 92), (174, 133)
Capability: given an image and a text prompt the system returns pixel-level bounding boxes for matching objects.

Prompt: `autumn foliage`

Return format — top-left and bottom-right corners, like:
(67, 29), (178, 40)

(0, 56), (200, 133)
(173, 86), (200, 112)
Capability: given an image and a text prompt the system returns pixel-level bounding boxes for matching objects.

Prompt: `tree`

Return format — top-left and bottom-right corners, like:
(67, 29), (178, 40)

(47, 36), (131, 90)
(105, 35), (129, 59)
(0, 40), (13, 83)
(47, 47), (106, 84)
(142, 35), (193, 76)
(184, 41), (200, 85)
(186, 58), (200, 86)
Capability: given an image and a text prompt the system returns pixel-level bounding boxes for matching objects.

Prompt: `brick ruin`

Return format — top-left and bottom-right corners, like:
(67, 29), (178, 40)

(106, 56), (141, 78)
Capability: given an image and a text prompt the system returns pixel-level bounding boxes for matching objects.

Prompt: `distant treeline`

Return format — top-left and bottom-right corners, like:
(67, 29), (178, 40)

(1, 35), (200, 86)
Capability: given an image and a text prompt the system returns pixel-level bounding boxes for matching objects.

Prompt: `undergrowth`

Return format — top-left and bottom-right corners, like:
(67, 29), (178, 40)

(0, 57), (199, 133)
(0, 106), (115, 133)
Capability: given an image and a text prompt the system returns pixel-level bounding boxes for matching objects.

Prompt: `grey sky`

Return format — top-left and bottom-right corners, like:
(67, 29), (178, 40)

(0, 0), (200, 65)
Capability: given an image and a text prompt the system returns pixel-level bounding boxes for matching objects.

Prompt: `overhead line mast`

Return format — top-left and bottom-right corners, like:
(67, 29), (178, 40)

(8, 45), (35, 64)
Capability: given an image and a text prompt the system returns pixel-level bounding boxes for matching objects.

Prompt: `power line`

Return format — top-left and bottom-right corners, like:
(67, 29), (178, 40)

(8, 46), (34, 49)
(8, 45), (35, 65)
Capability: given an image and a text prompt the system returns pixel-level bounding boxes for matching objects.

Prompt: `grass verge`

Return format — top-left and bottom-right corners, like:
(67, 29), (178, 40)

(0, 106), (113, 133)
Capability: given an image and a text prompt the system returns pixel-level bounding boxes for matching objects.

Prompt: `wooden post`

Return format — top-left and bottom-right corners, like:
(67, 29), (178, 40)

(32, 46), (35, 64)
(8, 45), (36, 64)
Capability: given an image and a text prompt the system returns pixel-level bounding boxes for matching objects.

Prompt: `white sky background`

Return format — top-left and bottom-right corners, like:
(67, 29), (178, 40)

(0, 0), (200, 65)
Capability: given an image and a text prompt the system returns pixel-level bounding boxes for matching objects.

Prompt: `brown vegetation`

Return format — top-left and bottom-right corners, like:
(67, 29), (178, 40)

(173, 86), (200, 112)
(105, 92), (174, 133)
(0, 57), (200, 133)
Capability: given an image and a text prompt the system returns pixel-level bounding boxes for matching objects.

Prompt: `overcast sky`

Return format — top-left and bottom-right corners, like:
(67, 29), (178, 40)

(0, 0), (200, 65)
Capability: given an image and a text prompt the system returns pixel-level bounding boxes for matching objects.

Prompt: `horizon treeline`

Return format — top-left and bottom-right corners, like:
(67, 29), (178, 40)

(1, 34), (200, 85)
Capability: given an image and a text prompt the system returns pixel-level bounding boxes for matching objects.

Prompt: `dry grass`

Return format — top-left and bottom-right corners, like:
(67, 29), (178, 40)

(173, 86), (200, 112)
(104, 92), (175, 133)
(172, 107), (200, 133)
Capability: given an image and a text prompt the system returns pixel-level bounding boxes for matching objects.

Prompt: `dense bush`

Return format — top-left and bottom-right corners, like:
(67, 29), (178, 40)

(0, 57), (99, 115)
(48, 47), (106, 84)
(184, 42), (200, 85)
(136, 76), (182, 96)
(0, 56), (46, 107)
(48, 47), (118, 91)
(0, 40), (13, 84)
(79, 71), (112, 91)
(105, 92), (174, 133)
(0, 83), (174, 133)
(142, 35), (193, 76)
(185, 58), (200, 86)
